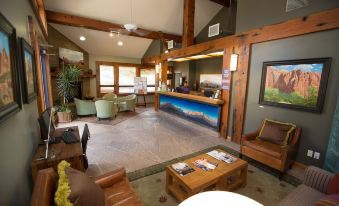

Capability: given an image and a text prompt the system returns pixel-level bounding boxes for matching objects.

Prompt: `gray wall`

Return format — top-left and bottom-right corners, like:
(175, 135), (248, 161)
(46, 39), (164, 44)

(194, 57), (223, 82)
(143, 40), (162, 58)
(245, 30), (339, 167)
(196, 0), (237, 43)
(236, 0), (339, 33)
(236, 0), (339, 167)
(0, 0), (42, 205)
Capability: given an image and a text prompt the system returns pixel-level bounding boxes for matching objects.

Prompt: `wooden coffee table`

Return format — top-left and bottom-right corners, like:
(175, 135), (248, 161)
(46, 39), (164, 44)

(166, 149), (248, 202)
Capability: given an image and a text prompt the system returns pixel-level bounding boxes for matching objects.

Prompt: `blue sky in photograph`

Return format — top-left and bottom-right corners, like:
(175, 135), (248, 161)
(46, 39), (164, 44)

(160, 95), (219, 121)
(0, 31), (10, 54)
(24, 50), (32, 62)
(273, 63), (323, 73)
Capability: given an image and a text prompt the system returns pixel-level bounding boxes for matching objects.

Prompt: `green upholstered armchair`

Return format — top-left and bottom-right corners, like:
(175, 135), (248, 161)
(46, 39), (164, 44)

(94, 100), (118, 120)
(74, 98), (96, 116)
(102, 93), (117, 102)
(117, 94), (136, 112)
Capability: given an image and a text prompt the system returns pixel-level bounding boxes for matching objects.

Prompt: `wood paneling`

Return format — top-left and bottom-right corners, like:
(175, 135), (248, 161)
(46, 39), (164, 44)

(182, 0), (195, 47)
(159, 92), (224, 105)
(46, 10), (182, 42)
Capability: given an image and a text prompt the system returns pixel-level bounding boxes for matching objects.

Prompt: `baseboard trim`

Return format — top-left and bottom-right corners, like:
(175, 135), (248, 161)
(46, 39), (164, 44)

(292, 161), (307, 170)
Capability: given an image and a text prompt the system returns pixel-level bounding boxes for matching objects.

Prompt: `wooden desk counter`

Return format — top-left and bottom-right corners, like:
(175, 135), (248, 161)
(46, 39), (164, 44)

(158, 92), (224, 105)
(31, 126), (84, 180)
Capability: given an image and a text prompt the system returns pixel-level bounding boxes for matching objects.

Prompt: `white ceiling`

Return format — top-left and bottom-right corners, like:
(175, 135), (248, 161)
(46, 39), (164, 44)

(45, 0), (223, 58)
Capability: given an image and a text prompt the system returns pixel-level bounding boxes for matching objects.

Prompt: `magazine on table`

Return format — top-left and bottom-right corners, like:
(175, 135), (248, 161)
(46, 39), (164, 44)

(207, 150), (237, 164)
(193, 158), (218, 171)
(172, 162), (195, 176)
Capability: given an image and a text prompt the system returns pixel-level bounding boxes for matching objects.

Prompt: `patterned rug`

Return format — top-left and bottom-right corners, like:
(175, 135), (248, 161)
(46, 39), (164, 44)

(128, 145), (301, 206)
(76, 107), (149, 126)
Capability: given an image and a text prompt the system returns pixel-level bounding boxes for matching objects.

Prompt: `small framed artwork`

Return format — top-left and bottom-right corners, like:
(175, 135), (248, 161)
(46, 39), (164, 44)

(259, 58), (331, 113)
(19, 38), (37, 103)
(0, 13), (21, 123)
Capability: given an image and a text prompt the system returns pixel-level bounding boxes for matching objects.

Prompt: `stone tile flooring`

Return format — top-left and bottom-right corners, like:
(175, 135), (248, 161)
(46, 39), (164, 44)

(58, 108), (239, 177)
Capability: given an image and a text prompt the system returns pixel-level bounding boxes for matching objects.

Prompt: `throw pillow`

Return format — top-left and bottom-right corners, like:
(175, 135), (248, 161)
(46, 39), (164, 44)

(327, 173), (339, 194)
(258, 119), (296, 146)
(316, 195), (339, 206)
(55, 160), (105, 206)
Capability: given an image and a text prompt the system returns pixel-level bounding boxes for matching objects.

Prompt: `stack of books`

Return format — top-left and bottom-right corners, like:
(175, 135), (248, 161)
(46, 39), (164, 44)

(207, 150), (237, 164)
(193, 158), (218, 171)
(172, 162), (195, 176)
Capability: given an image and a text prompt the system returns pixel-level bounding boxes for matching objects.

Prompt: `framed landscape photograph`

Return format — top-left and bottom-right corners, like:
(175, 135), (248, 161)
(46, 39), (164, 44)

(20, 38), (37, 103)
(0, 13), (21, 123)
(259, 58), (331, 113)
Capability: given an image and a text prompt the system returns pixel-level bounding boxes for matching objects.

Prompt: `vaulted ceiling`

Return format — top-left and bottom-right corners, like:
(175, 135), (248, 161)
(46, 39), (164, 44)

(45, 0), (223, 58)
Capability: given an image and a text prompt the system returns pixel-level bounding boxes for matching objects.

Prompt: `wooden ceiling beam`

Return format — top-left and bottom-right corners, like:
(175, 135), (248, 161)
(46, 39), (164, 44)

(45, 10), (182, 42)
(210, 0), (231, 7)
(182, 0), (195, 47)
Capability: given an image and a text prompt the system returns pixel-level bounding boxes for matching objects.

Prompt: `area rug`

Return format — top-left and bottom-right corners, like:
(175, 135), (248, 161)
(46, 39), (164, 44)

(76, 107), (148, 126)
(128, 145), (301, 206)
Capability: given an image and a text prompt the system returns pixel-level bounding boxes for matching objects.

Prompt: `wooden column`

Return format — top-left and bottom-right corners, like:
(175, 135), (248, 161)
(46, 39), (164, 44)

(114, 63), (119, 95)
(161, 61), (168, 83)
(154, 61), (160, 111)
(232, 44), (251, 143)
(44, 54), (53, 105)
(28, 16), (44, 114)
(182, 0), (195, 47)
(220, 48), (232, 138)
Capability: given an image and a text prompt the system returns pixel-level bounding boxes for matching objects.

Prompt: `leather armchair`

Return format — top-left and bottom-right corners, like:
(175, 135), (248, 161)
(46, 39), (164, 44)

(240, 123), (301, 177)
(31, 167), (143, 206)
(95, 100), (118, 120)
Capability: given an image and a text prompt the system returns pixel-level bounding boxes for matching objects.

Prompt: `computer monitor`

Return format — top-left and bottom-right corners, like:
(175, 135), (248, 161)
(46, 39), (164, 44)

(37, 108), (55, 141)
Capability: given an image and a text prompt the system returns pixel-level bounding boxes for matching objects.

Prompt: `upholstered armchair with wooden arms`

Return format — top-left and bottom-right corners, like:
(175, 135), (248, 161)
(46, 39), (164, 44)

(240, 119), (302, 178)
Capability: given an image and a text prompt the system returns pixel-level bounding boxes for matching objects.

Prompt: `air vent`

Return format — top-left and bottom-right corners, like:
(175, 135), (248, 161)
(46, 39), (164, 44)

(167, 40), (174, 50)
(208, 23), (220, 37)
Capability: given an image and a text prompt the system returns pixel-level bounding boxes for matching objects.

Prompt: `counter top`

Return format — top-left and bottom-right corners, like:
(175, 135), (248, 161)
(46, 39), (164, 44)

(158, 92), (224, 105)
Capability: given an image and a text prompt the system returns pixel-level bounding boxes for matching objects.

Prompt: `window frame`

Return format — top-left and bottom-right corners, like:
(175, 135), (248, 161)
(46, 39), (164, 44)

(140, 68), (156, 93)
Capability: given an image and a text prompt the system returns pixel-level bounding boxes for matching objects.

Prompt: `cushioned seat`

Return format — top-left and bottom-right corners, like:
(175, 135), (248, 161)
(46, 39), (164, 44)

(74, 98), (96, 116)
(277, 185), (325, 206)
(242, 139), (282, 158)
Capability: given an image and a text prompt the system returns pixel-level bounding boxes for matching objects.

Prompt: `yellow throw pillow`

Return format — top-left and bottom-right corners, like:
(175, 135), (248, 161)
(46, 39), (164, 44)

(55, 160), (73, 206)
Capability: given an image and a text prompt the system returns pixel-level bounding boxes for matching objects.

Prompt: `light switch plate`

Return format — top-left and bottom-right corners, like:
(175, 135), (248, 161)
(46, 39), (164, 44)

(314, 152), (320, 159)
(307, 150), (313, 157)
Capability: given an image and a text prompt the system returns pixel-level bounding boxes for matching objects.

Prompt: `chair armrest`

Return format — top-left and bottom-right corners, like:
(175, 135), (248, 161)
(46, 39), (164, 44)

(242, 130), (260, 142)
(303, 166), (334, 193)
(31, 168), (58, 206)
(94, 168), (126, 188)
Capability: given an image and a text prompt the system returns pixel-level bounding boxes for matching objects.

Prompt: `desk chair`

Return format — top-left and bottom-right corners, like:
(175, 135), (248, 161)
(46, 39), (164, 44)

(82, 124), (90, 169)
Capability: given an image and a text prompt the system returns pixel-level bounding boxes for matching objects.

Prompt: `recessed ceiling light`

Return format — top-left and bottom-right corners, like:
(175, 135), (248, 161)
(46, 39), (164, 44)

(118, 41), (123, 46)
(79, 36), (86, 41)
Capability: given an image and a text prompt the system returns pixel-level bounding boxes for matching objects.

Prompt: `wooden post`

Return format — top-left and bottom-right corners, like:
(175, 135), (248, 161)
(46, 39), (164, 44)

(182, 0), (195, 47)
(232, 44), (251, 143)
(220, 48), (233, 138)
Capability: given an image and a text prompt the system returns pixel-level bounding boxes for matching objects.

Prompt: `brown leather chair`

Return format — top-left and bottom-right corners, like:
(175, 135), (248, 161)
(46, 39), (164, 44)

(31, 167), (143, 206)
(240, 123), (301, 178)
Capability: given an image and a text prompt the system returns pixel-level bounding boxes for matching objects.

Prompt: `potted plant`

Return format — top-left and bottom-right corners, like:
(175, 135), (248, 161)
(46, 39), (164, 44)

(56, 64), (80, 123)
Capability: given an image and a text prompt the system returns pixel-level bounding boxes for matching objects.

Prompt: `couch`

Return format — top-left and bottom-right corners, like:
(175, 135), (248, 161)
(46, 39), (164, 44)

(95, 100), (118, 120)
(74, 98), (96, 116)
(31, 167), (143, 206)
(117, 94), (136, 112)
(278, 166), (335, 206)
(241, 119), (301, 177)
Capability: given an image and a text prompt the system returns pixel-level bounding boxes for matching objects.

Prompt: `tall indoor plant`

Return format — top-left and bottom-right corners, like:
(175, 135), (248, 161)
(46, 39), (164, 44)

(56, 64), (80, 122)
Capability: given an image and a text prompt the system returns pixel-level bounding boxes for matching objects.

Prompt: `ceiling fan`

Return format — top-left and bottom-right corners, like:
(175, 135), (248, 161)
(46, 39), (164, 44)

(109, 0), (151, 37)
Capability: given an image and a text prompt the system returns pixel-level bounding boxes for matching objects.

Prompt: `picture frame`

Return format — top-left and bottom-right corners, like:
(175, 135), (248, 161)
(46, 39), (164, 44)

(0, 13), (21, 124)
(19, 38), (37, 103)
(259, 58), (331, 113)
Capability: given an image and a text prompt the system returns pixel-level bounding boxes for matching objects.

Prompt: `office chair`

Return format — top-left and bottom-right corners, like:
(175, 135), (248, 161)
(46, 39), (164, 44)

(81, 124), (90, 170)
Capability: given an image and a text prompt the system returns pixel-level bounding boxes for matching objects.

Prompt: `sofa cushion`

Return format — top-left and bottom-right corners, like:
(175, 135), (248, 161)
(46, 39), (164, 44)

(277, 184), (325, 206)
(54, 160), (104, 206)
(327, 173), (339, 194)
(316, 195), (339, 206)
(258, 119), (296, 146)
(243, 139), (282, 158)
(102, 177), (143, 206)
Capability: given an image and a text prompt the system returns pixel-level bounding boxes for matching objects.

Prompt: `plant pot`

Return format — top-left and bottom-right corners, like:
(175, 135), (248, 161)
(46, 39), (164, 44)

(57, 111), (72, 123)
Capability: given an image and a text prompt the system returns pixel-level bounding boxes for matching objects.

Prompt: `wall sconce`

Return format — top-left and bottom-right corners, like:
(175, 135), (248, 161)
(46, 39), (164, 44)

(230, 54), (238, 71)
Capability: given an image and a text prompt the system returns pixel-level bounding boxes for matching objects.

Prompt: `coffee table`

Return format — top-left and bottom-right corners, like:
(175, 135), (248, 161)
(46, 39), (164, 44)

(166, 149), (248, 202)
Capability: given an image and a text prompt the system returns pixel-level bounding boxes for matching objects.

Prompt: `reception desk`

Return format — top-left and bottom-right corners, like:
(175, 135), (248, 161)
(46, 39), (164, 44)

(158, 92), (224, 131)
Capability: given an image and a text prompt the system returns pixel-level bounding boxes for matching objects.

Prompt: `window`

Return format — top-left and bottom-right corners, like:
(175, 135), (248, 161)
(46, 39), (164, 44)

(99, 65), (114, 93)
(140, 69), (156, 92)
(119, 66), (136, 93)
